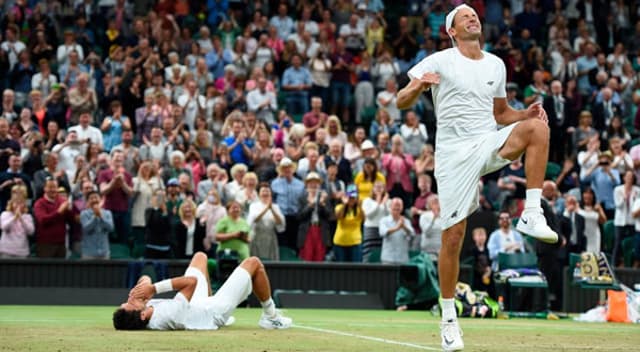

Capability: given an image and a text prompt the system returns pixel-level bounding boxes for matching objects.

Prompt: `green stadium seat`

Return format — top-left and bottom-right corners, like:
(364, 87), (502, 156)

(622, 237), (635, 267)
(545, 162), (561, 180)
(360, 106), (377, 126)
(291, 113), (303, 123)
(603, 220), (615, 253)
(110, 244), (131, 259)
(131, 244), (146, 259)
(498, 252), (539, 270)
(631, 137), (640, 147)
(272, 289), (304, 307)
(497, 252), (549, 312)
(279, 246), (301, 261)
(365, 248), (381, 263)
(140, 263), (158, 282)
(207, 258), (217, 275)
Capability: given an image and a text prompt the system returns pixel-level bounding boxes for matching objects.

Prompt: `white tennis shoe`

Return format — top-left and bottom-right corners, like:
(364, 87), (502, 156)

(258, 310), (292, 330)
(224, 316), (235, 327)
(440, 319), (464, 351)
(516, 208), (558, 243)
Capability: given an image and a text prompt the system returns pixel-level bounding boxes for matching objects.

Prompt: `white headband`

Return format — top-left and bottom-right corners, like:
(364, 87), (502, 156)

(445, 4), (477, 46)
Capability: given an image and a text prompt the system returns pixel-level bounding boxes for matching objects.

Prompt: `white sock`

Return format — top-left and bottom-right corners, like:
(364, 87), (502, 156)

(525, 188), (542, 209)
(261, 298), (276, 317)
(441, 298), (456, 321)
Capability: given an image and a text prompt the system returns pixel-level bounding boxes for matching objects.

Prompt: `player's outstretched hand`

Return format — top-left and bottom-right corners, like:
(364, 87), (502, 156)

(526, 102), (548, 124)
(130, 282), (155, 301)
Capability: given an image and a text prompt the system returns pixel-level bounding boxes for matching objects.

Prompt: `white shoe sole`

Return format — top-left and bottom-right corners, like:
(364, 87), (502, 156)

(442, 343), (464, 351)
(516, 222), (558, 243)
(258, 319), (292, 330)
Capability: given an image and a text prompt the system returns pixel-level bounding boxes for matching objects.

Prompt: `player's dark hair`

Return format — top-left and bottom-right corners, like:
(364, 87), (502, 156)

(112, 308), (149, 330)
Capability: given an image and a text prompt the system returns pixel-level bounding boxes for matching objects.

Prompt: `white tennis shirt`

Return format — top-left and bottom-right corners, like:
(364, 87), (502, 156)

(408, 47), (507, 145)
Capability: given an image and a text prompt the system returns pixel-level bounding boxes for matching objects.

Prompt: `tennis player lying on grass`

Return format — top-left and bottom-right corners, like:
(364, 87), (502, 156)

(113, 252), (292, 330)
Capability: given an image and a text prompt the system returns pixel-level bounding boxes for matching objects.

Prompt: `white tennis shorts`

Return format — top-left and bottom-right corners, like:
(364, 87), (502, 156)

(184, 266), (253, 325)
(436, 123), (519, 230)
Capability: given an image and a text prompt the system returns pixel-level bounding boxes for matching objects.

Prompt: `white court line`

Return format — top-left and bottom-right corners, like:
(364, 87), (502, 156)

(294, 324), (440, 351)
(0, 319), (95, 323)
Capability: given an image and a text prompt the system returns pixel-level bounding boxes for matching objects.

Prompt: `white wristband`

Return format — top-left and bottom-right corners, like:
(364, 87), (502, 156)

(153, 279), (174, 294)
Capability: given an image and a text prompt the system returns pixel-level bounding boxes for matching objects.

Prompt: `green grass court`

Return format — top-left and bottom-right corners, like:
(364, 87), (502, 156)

(0, 306), (638, 351)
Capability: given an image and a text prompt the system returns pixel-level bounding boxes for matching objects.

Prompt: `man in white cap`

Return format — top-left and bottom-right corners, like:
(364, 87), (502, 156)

(270, 157), (305, 251)
(396, 4), (557, 351)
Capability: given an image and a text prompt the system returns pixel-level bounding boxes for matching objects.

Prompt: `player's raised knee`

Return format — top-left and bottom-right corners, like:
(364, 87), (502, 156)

(247, 256), (263, 267)
(240, 256), (263, 271)
(526, 118), (550, 136)
(193, 252), (208, 261)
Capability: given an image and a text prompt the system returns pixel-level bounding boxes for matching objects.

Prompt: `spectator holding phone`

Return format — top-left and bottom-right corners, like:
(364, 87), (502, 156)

(174, 199), (206, 259)
(215, 200), (251, 260)
(144, 189), (172, 259)
(582, 151), (621, 219)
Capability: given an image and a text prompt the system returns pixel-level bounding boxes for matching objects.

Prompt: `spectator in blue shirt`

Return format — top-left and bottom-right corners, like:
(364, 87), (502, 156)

(205, 36), (233, 78)
(224, 118), (254, 166)
(506, 83), (525, 110)
(281, 54), (312, 116)
(487, 212), (525, 271)
(80, 190), (114, 259)
(58, 50), (88, 88)
(269, 3), (295, 40)
(271, 157), (305, 251)
(206, 0), (229, 28)
(581, 151), (621, 219)
(576, 43), (598, 96)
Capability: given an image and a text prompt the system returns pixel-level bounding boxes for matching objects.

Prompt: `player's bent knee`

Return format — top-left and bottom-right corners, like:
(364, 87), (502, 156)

(248, 256), (263, 267)
(193, 252), (208, 261)
(240, 256), (262, 272)
(525, 119), (550, 137)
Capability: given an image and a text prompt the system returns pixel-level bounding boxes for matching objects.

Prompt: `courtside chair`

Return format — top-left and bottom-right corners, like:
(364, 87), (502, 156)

(279, 246), (301, 262)
(497, 252), (549, 313)
(545, 162), (561, 180)
(602, 220), (615, 254)
(110, 243), (132, 259)
(622, 237), (635, 267)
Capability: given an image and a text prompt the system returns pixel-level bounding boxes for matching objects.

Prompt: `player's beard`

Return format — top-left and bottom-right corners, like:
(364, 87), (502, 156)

(456, 30), (482, 44)
(462, 27), (482, 40)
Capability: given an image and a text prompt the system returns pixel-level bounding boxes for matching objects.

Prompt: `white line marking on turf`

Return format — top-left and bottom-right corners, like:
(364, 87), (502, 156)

(0, 319), (94, 322)
(294, 324), (440, 351)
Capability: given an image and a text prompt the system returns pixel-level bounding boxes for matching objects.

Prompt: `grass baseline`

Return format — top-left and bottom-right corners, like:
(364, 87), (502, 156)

(0, 305), (638, 352)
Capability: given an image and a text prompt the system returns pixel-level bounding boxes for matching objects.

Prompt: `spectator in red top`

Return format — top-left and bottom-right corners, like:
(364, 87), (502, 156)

(302, 97), (328, 141)
(97, 150), (133, 244)
(34, 177), (74, 258)
(381, 135), (414, 211)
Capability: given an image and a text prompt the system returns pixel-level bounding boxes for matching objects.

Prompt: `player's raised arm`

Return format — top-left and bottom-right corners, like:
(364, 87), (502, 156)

(494, 98), (548, 126)
(130, 276), (198, 302)
(397, 73), (440, 110)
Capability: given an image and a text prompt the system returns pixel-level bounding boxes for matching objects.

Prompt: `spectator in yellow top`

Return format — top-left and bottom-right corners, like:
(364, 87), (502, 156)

(353, 157), (386, 199)
(333, 184), (364, 262)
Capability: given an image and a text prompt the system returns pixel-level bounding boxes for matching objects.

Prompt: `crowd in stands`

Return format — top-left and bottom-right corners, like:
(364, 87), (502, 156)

(0, 0), (639, 304)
